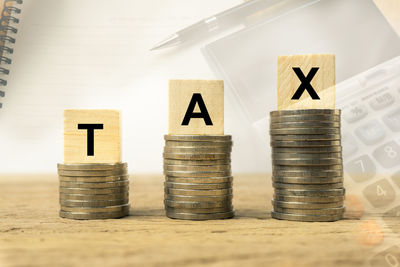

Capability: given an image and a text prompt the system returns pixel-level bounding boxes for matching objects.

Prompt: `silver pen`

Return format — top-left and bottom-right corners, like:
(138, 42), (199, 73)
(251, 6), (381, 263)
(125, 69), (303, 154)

(151, 0), (286, 51)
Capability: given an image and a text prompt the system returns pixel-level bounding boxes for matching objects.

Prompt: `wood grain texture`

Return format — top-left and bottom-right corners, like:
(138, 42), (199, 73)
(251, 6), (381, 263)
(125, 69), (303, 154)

(169, 80), (224, 135)
(374, 0), (400, 36)
(0, 174), (395, 267)
(277, 54), (335, 110)
(64, 109), (120, 164)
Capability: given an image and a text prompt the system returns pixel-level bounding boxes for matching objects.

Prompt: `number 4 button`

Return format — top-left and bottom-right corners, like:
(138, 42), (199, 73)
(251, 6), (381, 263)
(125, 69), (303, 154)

(363, 179), (395, 208)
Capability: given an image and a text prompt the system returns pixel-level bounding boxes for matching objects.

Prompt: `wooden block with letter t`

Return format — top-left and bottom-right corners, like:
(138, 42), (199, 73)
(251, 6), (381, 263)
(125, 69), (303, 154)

(277, 54), (335, 110)
(64, 109), (121, 164)
(168, 79), (224, 135)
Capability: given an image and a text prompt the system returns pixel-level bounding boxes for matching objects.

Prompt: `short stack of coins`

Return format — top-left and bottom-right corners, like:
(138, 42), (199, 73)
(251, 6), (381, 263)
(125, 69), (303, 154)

(269, 109), (345, 222)
(163, 135), (234, 220)
(58, 163), (130, 220)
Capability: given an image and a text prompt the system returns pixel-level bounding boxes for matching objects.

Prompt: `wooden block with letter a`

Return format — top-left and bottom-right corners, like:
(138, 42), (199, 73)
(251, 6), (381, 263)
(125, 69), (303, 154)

(277, 54), (335, 110)
(64, 109), (120, 164)
(168, 79), (224, 135)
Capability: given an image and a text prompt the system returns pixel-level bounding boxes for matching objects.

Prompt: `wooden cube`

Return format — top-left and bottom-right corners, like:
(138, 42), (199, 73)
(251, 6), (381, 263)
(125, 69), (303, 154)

(64, 109), (120, 164)
(277, 54), (335, 110)
(168, 80), (224, 135)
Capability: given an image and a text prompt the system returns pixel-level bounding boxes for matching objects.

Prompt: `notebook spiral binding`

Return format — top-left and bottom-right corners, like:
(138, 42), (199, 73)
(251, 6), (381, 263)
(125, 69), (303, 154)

(0, 0), (22, 108)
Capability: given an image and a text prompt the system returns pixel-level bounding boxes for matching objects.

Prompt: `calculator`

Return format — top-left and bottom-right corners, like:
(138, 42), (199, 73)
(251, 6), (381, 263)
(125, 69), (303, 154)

(337, 56), (400, 262)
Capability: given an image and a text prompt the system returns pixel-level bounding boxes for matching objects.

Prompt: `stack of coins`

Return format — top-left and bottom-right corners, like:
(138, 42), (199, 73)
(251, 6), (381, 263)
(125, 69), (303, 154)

(163, 135), (234, 220)
(57, 163), (130, 220)
(269, 109), (345, 222)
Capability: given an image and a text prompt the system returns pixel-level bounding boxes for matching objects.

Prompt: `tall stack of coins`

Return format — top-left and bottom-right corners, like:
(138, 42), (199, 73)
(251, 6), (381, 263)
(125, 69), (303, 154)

(163, 135), (234, 220)
(269, 109), (345, 222)
(58, 163), (130, 220)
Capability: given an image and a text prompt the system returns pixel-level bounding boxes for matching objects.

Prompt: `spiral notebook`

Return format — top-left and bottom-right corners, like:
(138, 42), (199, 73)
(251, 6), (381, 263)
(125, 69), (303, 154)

(0, 0), (22, 108)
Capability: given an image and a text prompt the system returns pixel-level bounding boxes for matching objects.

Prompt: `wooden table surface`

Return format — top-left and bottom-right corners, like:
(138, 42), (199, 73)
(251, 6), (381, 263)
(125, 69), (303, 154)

(0, 174), (397, 267)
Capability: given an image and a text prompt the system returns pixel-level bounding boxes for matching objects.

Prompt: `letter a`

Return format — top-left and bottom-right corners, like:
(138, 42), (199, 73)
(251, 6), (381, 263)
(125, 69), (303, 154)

(181, 93), (213, 126)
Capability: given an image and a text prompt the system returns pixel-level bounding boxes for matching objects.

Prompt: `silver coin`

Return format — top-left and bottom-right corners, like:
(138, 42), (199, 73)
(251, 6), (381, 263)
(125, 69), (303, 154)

(57, 162), (127, 171)
(163, 153), (230, 160)
(165, 176), (233, 184)
(271, 199), (343, 209)
(164, 158), (231, 166)
(271, 211), (342, 222)
(61, 203), (130, 213)
(273, 206), (345, 216)
(165, 194), (232, 202)
(271, 140), (341, 147)
(274, 188), (345, 197)
(164, 170), (231, 178)
(270, 114), (340, 123)
(272, 170), (343, 178)
(273, 164), (343, 171)
(272, 182), (343, 190)
(273, 194), (345, 203)
(58, 169), (127, 177)
(165, 210), (234, 220)
(59, 209), (129, 220)
(272, 152), (342, 159)
(270, 128), (340, 135)
(270, 109), (341, 116)
(165, 206), (233, 214)
(270, 121), (340, 129)
(59, 186), (129, 195)
(270, 134), (341, 141)
(164, 199), (232, 209)
(163, 164), (231, 172)
(164, 182), (232, 190)
(272, 176), (343, 184)
(164, 135), (232, 142)
(60, 192), (129, 201)
(60, 198), (129, 207)
(165, 140), (233, 147)
(58, 175), (129, 183)
(59, 180), (129, 189)
(164, 147), (232, 154)
(165, 188), (232, 196)
(272, 158), (343, 166)
(272, 146), (342, 153)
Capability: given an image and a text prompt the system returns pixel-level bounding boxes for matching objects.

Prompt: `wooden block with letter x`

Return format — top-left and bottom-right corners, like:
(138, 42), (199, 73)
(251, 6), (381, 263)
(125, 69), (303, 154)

(169, 79), (224, 135)
(277, 54), (335, 110)
(64, 109), (121, 164)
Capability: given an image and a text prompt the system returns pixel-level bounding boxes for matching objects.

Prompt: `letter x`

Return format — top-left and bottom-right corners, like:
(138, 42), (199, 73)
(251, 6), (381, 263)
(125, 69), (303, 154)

(291, 67), (320, 100)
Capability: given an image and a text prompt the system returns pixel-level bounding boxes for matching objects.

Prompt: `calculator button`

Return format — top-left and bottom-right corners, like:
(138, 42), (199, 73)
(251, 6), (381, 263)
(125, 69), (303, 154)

(391, 170), (400, 189)
(383, 206), (400, 235)
(355, 120), (385, 145)
(342, 133), (358, 158)
(369, 92), (395, 110)
(372, 141), (400, 168)
(370, 245), (400, 267)
(343, 105), (368, 123)
(345, 155), (376, 182)
(363, 179), (395, 208)
(383, 107), (400, 132)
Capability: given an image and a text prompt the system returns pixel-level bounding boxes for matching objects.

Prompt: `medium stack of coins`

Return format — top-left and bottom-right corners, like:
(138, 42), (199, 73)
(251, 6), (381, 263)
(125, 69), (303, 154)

(269, 109), (345, 222)
(58, 163), (130, 220)
(163, 135), (234, 220)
